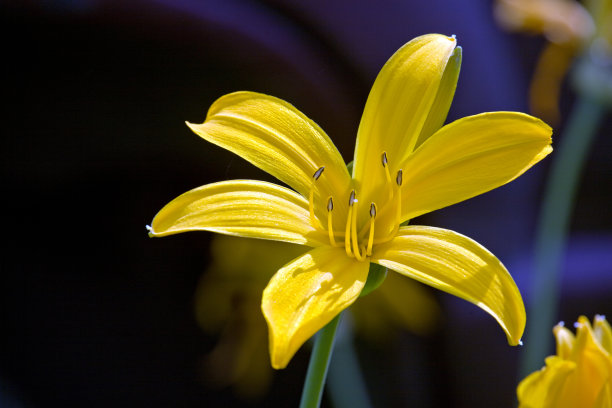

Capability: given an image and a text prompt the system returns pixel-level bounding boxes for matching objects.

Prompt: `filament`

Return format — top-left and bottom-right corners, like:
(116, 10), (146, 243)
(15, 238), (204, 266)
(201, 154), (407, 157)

(386, 169), (403, 239)
(309, 167), (325, 230)
(395, 169), (403, 226)
(327, 197), (337, 247)
(382, 152), (394, 200)
(366, 203), (377, 256)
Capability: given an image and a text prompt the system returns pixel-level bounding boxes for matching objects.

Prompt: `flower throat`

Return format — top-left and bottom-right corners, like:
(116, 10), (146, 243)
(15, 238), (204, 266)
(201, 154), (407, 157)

(308, 152), (403, 261)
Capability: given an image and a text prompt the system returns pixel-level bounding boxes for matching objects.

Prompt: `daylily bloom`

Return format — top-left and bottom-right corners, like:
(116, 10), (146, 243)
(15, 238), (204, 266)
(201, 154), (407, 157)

(149, 34), (553, 369)
(518, 315), (612, 407)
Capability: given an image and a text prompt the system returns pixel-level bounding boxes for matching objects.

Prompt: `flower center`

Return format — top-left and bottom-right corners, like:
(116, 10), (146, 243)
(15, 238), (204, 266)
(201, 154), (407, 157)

(308, 153), (403, 262)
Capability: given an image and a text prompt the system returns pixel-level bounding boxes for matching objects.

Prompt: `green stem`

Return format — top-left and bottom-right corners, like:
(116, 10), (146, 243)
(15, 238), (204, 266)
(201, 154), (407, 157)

(520, 95), (606, 377)
(299, 313), (342, 408)
(327, 318), (373, 408)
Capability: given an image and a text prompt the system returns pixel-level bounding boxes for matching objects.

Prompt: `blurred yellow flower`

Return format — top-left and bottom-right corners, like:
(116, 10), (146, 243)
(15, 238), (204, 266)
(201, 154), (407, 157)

(518, 315), (612, 408)
(149, 33), (552, 369)
(194, 236), (304, 398)
(495, 0), (612, 123)
(195, 235), (440, 398)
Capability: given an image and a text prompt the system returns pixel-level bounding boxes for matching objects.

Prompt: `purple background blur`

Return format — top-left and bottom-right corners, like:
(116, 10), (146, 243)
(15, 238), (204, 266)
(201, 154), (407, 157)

(2, 0), (611, 407)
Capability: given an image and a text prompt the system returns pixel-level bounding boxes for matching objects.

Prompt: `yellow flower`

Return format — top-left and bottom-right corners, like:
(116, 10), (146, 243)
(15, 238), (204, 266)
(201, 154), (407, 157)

(518, 315), (612, 408)
(494, 0), (595, 46)
(494, 0), (612, 123)
(149, 34), (552, 369)
(194, 236), (305, 398)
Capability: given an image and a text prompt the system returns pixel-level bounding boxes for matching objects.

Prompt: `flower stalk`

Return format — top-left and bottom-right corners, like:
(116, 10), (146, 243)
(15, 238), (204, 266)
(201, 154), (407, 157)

(521, 95), (605, 377)
(299, 313), (342, 408)
(520, 46), (611, 376)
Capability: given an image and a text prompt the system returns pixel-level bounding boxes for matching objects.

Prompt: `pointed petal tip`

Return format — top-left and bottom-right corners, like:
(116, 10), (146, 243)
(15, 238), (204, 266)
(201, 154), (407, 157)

(432, 33), (458, 47)
(500, 312), (526, 347)
(270, 351), (290, 370)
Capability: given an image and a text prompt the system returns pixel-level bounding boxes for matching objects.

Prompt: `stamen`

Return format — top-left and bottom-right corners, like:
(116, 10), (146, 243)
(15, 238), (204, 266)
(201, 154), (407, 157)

(309, 167), (325, 229)
(327, 196), (334, 211)
(369, 202), (377, 218)
(382, 152), (393, 200)
(350, 192), (365, 261)
(313, 166), (325, 180)
(345, 190), (356, 257)
(383, 169), (403, 241)
(394, 169), (403, 231)
(327, 197), (337, 247)
(396, 169), (403, 221)
(366, 203), (377, 256)
(382, 152), (393, 184)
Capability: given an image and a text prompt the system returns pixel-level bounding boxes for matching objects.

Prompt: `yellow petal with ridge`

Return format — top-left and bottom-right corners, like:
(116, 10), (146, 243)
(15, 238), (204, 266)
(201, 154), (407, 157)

(400, 111), (552, 221)
(149, 180), (326, 246)
(372, 225), (525, 346)
(187, 92), (351, 206)
(352, 34), (457, 203)
(517, 356), (576, 408)
(262, 246), (368, 369)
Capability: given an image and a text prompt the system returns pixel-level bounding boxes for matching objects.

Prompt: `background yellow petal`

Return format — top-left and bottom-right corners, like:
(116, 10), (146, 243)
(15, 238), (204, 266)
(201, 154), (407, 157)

(187, 91), (351, 205)
(400, 112), (553, 221)
(352, 34), (457, 202)
(559, 316), (612, 406)
(594, 383), (611, 408)
(517, 356), (576, 408)
(593, 315), (612, 354)
(372, 226), (525, 345)
(149, 180), (326, 246)
(262, 246), (368, 369)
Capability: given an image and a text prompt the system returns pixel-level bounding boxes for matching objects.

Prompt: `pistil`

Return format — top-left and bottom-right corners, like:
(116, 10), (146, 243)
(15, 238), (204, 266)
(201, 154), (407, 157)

(344, 190), (356, 258)
(350, 192), (365, 261)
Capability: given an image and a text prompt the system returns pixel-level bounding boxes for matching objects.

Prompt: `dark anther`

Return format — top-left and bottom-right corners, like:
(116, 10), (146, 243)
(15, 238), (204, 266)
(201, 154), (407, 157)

(313, 166), (325, 180)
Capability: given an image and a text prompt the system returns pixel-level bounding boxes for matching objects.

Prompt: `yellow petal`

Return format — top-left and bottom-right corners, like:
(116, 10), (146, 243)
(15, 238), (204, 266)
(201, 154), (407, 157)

(262, 246), (368, 369)
(560, 316), (612, 406)
(372, 226), (525, 345)
(554, 323), (576, 360)
(593, 314), (612, 354)
(517, 356), (576, 408)
(594, 383), (611, 408)
(414, 45), (462, 149)
(149, 180), (326, 246)
(187, 92), (351, 202)
(400, 112), (553, 221)
(352, 34), (457, 202)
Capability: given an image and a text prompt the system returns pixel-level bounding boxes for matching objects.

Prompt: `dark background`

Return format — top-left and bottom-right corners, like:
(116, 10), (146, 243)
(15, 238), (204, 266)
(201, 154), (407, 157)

(2, 0), (611, 407)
